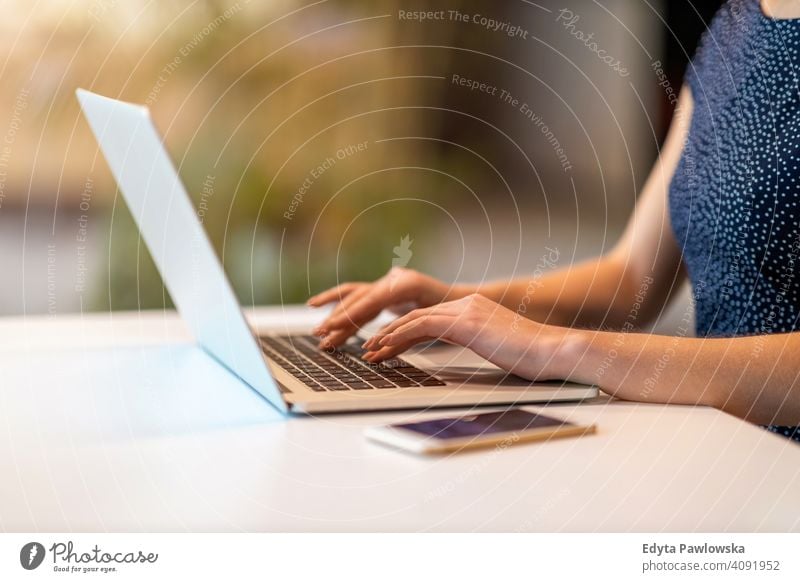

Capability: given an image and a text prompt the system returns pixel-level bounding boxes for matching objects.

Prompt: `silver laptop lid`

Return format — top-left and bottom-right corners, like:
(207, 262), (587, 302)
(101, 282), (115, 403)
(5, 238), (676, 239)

(76, 89), (287, 413)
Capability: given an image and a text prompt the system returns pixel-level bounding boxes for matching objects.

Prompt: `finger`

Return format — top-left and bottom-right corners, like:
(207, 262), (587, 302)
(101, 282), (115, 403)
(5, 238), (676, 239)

(317, 327), (358, 349)
(326, 286), (372, 321)
(314, 287), (372, 335)
(307, 283), (362, 307)
(362, 307), (434, 351)
(380, 315), (458, 347)
(362, 336), (437, 362)
(323, 280), (397, 331)
(363, 302), (461, 349)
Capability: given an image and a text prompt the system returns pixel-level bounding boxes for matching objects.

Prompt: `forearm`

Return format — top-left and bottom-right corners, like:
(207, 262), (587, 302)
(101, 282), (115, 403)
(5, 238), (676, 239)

(555, 329), (800, 425)
(472, 256), (655, 329)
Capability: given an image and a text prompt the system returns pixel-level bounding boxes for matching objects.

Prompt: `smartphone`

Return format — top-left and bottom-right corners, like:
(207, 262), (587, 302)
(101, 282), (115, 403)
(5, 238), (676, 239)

(365, 409), (596, 455)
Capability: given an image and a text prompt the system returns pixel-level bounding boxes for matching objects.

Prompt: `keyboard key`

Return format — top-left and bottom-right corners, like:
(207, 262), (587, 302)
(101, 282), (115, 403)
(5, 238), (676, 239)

(392, 379), (421, 387)
(341, 376), (368, 384)
(370, 380), (395, 388)
(401, 370), (430, 378)
(318, 376), (345, 385)
(381, 376), (408, 383)
(419, 378), (446, 386)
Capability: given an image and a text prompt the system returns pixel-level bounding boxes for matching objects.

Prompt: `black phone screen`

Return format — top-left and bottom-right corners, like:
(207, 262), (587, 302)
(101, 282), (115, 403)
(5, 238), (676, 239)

(394, 409), (571, 440)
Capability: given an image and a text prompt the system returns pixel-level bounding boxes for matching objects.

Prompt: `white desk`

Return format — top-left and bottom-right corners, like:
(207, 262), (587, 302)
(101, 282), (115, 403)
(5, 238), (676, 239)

(0, 307), (798, 532)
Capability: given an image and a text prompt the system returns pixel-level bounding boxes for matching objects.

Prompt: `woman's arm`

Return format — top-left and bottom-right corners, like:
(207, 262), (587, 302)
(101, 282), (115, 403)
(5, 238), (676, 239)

(362, 294), (800, 425)
(562, 328), (800, 426)
(476, 88), (694, 329)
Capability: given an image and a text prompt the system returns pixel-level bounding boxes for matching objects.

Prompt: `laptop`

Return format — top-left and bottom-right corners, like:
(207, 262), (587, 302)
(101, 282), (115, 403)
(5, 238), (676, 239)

(76, 89), (598, 414)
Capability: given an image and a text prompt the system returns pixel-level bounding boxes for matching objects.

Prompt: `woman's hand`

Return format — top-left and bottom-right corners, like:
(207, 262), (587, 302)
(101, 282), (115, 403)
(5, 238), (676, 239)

(361, 293), (573, 382)
(307, 267), (474, 348)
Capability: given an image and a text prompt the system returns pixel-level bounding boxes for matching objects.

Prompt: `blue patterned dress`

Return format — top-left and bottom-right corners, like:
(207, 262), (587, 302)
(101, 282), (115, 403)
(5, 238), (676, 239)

(669, 0), (800, 441)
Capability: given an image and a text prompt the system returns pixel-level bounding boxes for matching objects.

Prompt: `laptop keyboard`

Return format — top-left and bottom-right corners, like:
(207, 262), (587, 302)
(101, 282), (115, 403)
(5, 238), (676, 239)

(259, 334), (446, 392)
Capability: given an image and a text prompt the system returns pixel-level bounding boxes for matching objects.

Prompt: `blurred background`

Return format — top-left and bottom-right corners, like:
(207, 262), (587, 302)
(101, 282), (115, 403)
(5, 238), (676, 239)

(0, 0), (723, 321)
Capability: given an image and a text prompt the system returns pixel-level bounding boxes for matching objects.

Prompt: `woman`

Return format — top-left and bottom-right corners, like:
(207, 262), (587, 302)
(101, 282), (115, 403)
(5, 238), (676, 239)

(308, 0), (800, 440)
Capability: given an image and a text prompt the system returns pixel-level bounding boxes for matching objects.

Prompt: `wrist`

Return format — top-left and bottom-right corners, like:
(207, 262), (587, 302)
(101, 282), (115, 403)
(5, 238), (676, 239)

(445, 283), (480, 301)
(549, 328), (596, 384)
(472, 282), (505, 303)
